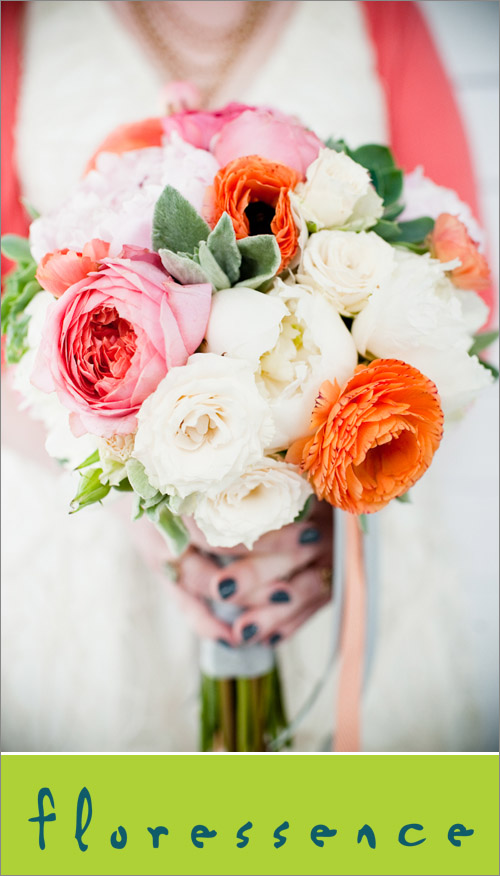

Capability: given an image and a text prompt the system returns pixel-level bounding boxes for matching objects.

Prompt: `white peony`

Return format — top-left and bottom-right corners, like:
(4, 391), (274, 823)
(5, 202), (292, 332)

(29, 135), (219, 262)
(205, 279), (358, 450)
(291, 148), (383, 232)
(352, 250), (493, 418)
(12, 292), (97, 468)
(401, 167), (485, 247)
(132, 353), (274, 498)
(300, 228), (395, 316)
(194, 458), (313, 549)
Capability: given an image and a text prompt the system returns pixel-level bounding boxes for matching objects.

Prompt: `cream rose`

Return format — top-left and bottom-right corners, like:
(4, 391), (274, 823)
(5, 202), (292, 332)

(205, 279), (358, 450)
(132, 353), (274, 497)
(300, 229), (395, 316)
(291, 148), (383, 231)
(352, 250), (493, 418)
(194, 458), (313, 549)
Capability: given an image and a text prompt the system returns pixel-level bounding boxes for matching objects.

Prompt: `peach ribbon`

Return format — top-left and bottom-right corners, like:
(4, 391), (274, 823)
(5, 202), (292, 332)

(334, 514), (367, 752)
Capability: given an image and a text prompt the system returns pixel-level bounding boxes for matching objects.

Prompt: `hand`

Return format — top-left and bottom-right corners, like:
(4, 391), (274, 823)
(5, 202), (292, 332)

(169, 500), (333, 647)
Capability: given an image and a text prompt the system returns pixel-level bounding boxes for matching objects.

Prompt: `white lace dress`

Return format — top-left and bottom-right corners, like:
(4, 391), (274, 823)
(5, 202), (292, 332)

(2, 0), (498, 751)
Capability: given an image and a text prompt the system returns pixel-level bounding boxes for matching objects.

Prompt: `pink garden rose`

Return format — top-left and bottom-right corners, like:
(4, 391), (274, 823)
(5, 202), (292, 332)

(36, 239), (110, 298)
(32, 247), (212, 437)
(162, 102), (254, 151)
(212, 108), (323, 177)
(162, 103), (322, 177)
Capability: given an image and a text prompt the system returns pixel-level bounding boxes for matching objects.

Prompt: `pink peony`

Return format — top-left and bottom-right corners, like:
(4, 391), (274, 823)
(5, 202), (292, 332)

(162, 102), (254, 151)
(36, 239), (110, 298)
(212, 108), (323, 177)
(32, 247), (212, 437)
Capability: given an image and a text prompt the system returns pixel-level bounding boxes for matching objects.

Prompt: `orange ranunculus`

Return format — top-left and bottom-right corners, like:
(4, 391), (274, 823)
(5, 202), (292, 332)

(429, 212), (490, 290)
(85, 118), (164, 173)
(36, 239), (110, 298)
(287, 359), (444, 514)
(208, 155), (301, 271)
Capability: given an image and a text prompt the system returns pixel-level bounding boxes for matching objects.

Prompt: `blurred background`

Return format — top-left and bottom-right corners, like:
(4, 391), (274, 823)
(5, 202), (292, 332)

(1, 0), (498, 752)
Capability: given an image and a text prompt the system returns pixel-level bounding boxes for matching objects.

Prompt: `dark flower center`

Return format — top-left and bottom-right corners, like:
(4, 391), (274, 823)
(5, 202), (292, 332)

(245, 201), (275, 236)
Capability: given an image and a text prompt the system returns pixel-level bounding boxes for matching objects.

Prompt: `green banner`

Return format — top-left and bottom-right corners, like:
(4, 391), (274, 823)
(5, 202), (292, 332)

(1, 753), (498, 876)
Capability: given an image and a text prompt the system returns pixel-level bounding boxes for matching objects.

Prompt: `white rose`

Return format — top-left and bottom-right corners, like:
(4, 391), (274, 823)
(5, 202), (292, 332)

(301, 229), (395, 316)
(194, 458), (313, 549)
(205, 279), (358, 450)
(133, 353), (274, 497)
(352, 250), (493, 418)
(291, 148), (383, 231)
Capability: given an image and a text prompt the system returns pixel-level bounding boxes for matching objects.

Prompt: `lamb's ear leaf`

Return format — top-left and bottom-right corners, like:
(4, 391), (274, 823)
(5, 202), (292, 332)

(236, 235), (281, 289)
(206, 213), (241, 285)
(198, 241), (230, 291)
(152, 185), (210, 255)
(158, 248), (210, 286)
(125, 458), (159, 501)
(145, 499), (190, 556)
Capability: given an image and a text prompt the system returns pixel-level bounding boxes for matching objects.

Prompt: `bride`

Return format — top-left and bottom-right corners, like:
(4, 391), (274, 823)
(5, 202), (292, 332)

(2, 0), (498, 752)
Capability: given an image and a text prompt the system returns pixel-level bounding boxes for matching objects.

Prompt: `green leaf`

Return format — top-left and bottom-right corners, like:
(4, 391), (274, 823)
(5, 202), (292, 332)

(351, 144), (396, 173)
(70, 468), (111, 513)
(358, 514), (369, 534)
(397, 217), (434, 243)
(294, 495), (315, 523)
(198, 241), (230, 291)
(152, 185), (210, 255)
(396, 491), (412, 504)
(206, 213), (242, 285)
(479, 359), (499, 380)
(469, 330), (499, 357)
(372, 219), (402, 242)
(371, 167), (403, 206)
(74, 449), (100, 470)
(125, 458), (159, 501)
(4, 313), (30, 364)
(9, 279), (41, 318)
(306, 221), (318, 234)
(324, 137), (352, 156)
(158, 248), (209, 285)
(236, 235), (281, 289)
(20, 198), (40, 220)
(383, 201), (405, 221)
(112, 478), (134, 492)
(1, 234), (32, 264)
(145, 499), (190, 556)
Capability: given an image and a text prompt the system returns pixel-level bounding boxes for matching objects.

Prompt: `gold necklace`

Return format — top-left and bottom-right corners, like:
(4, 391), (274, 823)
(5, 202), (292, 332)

(126, 1), (271, 107)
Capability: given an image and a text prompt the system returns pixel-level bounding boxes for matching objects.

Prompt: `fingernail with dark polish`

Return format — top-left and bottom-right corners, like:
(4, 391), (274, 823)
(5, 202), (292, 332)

(270, 590), (290, 603)
(299, 526), (321, 545)
(218, 577), (237, 599)
(270, 633), (282, 645)
(242, 623), (258, 641)
(217, 638), (232, 648)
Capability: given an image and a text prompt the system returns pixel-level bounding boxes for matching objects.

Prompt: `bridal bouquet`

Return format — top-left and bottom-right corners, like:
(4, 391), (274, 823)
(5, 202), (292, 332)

(2, 101), (495, 751)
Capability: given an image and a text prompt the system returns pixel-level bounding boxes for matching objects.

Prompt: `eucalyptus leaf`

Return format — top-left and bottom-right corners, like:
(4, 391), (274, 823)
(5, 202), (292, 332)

(1, 234), (33, 264)
(206, 213), (241, 285)
(126, 458), (159, 501)
(372, 219), (402, 242)
(236, 235), (281, 288)
(468, 330), (499, 357)
(324, 137), (352, 156)
(70, 468), (111, 513)
(383, 201), (405, 221)
(152, 185), (211, 255)
(396, 492), (412, 504)
(158, 248), (209, 285)
(479, 359), (499, 380)
(198, 241), (230, 290)
(294, 495), (315, 523)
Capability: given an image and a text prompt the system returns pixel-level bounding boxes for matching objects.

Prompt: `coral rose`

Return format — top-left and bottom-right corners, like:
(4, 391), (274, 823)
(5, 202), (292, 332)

(209, 155), (300, 271)
(36, 239), (110, 298)
(287, 359), (444, 514)
(429, 213), (490, 290)
(32, 248), (212, 437)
